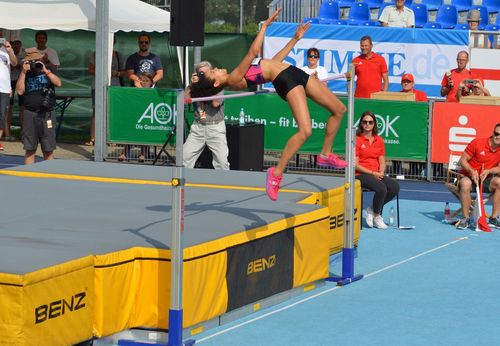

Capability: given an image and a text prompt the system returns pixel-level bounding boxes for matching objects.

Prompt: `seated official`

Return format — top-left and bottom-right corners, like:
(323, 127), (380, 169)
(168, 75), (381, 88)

(355, 111), (400, 229)
(455, 123), (500, 229)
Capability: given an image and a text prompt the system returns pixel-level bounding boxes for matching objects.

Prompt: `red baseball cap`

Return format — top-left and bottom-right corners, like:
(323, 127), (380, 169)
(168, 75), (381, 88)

(401, 73), (414, 83)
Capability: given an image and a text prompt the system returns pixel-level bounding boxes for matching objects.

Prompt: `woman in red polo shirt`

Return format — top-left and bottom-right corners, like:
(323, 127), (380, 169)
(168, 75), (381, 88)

(355, 111), (400, 229)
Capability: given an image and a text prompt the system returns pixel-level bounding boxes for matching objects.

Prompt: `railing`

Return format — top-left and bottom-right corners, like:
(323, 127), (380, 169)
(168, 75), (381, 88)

(268, 0), (323, 22)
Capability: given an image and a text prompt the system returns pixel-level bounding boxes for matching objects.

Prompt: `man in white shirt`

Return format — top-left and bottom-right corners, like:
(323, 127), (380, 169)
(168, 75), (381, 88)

(379, 0), (415, 28)
(300, 48), (329, 83)
(0, 38), (18, 150)
(30, 30), (59, 72)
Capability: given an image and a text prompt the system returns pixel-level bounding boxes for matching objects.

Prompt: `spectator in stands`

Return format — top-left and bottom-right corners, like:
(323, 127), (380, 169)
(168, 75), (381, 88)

(87, 48), (125, 146)
(456, 78), (491, 101)
(355, 110), (400, 229)
(440, 51), (481, 102)
(300, 48), (329, 83)
(30, 31), (59, 72)
(399, 73), (428, 101)
(0, 37), (18, 151)
(379, 0), (415, 28)
(353, 36), (389, 98)
(183, 61), (229, 170)
(455, 123), (500, 229)
(468, 10), (491, 49)
(16, 50), (62, 164)
(126, 34), (164, 87)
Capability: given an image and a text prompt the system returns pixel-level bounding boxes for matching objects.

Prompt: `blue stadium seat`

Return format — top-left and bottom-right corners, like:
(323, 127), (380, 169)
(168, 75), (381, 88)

(422, 0), (443, 11)
(318, 0), (340, 22)
(360, 20), (381, 25)
(484, 24), (500, 46)
(362, 0), (384, 10)
(411, 4), (429, 28)
(454, 23), (470, 29)
(469, 6), (490, 29)
(303, 17), (320, 24)
(451, 0), (472, 12)
(405, 0), (413, 6)
(484, 23), (500, 30)
(483, 0), (500, 14)
(329, 19), (349, 25)
(347, 2), (371, 25)
(338, 0), (356, 9)
(436, 5), (458, 29)
(424, 22), (443, 28)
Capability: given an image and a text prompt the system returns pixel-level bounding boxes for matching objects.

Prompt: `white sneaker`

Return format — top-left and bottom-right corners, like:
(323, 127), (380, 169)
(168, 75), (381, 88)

(374, 215), (388, 229)
(365, 207), (374, 228)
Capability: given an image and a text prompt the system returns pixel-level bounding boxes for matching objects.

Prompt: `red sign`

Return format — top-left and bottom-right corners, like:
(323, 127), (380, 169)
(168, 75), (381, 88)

(431, 102), (500, 163)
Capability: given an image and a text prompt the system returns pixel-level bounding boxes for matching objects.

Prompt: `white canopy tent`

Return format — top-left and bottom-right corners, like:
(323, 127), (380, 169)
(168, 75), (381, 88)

(0, 0), (172, 161)
(0, 0), (170, 32)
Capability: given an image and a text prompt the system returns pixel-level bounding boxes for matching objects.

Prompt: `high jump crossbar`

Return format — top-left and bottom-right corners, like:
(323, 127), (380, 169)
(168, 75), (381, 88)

(185, 73), (350, 104)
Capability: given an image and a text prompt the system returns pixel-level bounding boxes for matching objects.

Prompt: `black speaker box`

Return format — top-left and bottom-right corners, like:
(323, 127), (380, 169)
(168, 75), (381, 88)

(170, 0), (205, 46)
(196, 123), (264, 171)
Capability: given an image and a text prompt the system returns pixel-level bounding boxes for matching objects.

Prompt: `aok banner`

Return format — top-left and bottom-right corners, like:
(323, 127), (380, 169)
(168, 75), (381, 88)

(225, 94), (428, 161)
(108, 87), (179, 144)
(108, 88), (428, 160)
(431, 102), (500, 164)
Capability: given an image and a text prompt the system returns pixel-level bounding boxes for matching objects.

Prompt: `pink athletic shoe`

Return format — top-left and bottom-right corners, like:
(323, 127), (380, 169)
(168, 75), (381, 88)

(317, 153), (348, 169)
(266, 167), (283, 201)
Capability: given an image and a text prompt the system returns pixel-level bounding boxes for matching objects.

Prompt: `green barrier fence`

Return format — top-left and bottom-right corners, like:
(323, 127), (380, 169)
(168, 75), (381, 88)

(108, 88), (428, 161)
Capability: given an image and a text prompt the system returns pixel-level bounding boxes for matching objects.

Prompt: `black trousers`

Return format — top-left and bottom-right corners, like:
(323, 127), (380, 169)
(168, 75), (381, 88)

(357, 174), (400, 215)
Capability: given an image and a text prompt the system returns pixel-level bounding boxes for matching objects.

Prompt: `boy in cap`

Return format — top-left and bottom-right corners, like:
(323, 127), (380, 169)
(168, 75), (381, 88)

(399, 73), (428, 101)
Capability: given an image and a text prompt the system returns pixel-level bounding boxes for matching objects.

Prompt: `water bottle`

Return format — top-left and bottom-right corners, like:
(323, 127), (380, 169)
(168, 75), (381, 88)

(444, 202), (451, 221)
(389, 207), (395, 227)
(239, 108), (245, 126)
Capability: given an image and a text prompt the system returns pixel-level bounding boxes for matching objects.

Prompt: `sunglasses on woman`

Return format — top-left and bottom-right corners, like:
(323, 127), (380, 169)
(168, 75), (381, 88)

(362, 120), (374, 125)
(308, 55), (318, 59)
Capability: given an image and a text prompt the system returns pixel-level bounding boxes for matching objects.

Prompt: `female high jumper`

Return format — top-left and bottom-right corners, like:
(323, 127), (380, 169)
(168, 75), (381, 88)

(189, 9), (347, 201)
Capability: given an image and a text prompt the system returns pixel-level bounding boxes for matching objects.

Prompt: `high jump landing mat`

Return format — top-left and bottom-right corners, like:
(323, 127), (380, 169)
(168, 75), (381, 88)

(0, 160), (361, 345)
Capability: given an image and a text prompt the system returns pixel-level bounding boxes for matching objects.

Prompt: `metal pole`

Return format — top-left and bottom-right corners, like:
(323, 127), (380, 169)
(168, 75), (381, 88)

(167, 90), (186, 346)
(95, 0), (109, 162)
(240, 0), (243, 33)
(328, 64), (363, 286)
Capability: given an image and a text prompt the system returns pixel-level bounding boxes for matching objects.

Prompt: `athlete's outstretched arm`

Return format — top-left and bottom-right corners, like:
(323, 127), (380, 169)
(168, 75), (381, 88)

(227, 9), (281, 86)
(272, 22), (310, 62)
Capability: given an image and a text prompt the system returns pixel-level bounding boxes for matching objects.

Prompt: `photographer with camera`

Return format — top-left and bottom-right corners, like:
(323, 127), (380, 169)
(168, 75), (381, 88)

(440, 51), (482, 103)
(183, 61), (229, 170)
(456, 78), (491, 101)
(0, 37), (18, 151)
(15, 49), (61, 165)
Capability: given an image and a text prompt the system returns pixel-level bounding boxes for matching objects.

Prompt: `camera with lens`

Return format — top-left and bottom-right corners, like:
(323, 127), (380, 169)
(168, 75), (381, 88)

(196, 71), (205, 79)
(28, 60), (43, 72)
(40, 87), (55, 111)
(462, 79), (477, 95)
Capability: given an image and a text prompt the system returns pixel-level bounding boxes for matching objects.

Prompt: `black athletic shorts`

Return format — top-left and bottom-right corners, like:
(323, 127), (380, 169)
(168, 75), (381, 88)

(272, 65), (310, 101)
(460, 175), (494, 193)
(23, 109), (57, 152)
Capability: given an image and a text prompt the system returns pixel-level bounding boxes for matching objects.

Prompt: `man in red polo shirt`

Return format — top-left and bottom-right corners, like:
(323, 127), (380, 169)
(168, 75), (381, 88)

(352, 36), (389, 98)
(399, 73), (428, 101)
(456, 123), (500, 229)
(440, 50), (482, 103)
